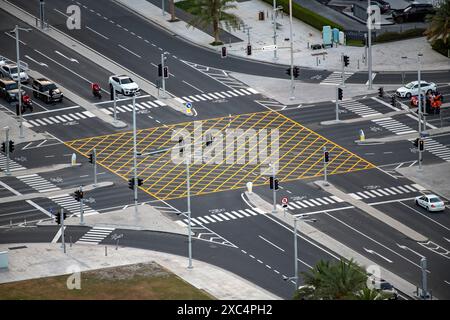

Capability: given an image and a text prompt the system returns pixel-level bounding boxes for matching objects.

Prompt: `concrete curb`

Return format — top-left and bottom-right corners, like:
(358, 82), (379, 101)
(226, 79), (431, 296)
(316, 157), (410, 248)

(0, 163), (81, 178)
(0, 181), (114, 204)
(313, 180), (428, 242)
(244, 191), (421, 299)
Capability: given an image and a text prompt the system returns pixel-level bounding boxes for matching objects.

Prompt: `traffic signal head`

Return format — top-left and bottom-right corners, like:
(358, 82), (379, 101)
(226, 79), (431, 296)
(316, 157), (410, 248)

(246, 44), (252, 56)
(128, 178), (134, 190)
(74, 190), (80, 201)
(158, 63), (162, 77)
(1, 142), (5, 153)
(378, 87), (384, 98)
(324, 151), (329, 162)
(413, 138), (419, 148)
(286, 68), (291, 76)
(419, 139), (424, 151)
(55, 212), (61, 225)
(63, 211), (67, 220)
(137, 178), (143, 186)
(89, 153), (94, 164)
(8, 140), (14, 153)
(269, 176), (274, 189)
(274, 179), (279, 190)
(391, 95), (396, 106)
(338, 88), (343, 100)
(221, 46), (227, 58)
(293, 66), (299, 78)
(343, 55), (349, 67)
(163, 66), (169, 79)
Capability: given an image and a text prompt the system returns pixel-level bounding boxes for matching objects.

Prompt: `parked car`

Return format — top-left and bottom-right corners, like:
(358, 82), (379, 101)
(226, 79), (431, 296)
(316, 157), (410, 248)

(368, 278), (398, 300)
(392, 3), (435, 23)
(0, 78), (26, 102)
(415, 194), (445, 212)
(32, 78), (63, 103)
(0, 63), (29, 83)
(370, 0), (391, 14)
(396, 81), (437, 98)
(108, 75), (140, 97)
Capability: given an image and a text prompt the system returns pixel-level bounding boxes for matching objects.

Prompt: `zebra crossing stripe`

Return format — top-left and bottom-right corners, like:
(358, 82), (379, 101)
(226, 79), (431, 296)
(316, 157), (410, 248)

(217, 213), (230, 220)
(220, 92), (232, 98)
(350, 193), (362, 200)
(196, 216), (210, 224)
(188, 95), (200, 102)
(207, 93), (220, 99)
(309, 199), (323, 206)
(238, 210), (251, 217)
(231, 210), (244, 218)
(209, 214), (223, 221)
(247, 88), (259, 94)
(244, 209), (258, 216)
(233, 90), (245, 96)
(412, 184), (426, 191)
(154, 100), (166, 106)
(330, 196), (344, 202)
(295, 201), (309, 208)
(83, 111), (96, 117)
(289, 202), (302, 209)
(214, 92), (226, 98)
(75, 112), (87, 119)
(204, 216), (216, 223)
(227, 91), (239, 97)
(48, 116), (60, 123)
(357, 192), (370, 199)
(195, 95), (207, 101)
(201, 94), (212, 100)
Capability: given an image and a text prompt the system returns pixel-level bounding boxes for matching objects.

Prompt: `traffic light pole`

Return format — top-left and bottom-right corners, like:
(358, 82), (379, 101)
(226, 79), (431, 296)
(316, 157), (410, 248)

(272, 0), (278, 60)
(14, 26), (24, 139)
(93, 148), (97, 187)
(323, 146), (328, 184)
(417, 53), (423, 171)
(341, 52), (345, 86)
(61, 208), (66, 253)
(186, 155), (193, 269)
(367, 0), (373, 90)
(79, 186), (84, 225)
(4, 127), (11, 176)
(289, 0), (295, 100)
(112, 89), (117, 124)
(294, 217), (298, 290)
(132, 94), (138, 215)
(161, 53), (166, 98)
(272, 164), (277, 214)
(335, 86), (340, 121)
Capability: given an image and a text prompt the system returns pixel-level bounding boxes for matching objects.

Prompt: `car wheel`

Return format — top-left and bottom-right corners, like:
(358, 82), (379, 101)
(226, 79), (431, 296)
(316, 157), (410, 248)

(426, 89), (432, 94)
(405, 93), (411, 99)
(58, 98), (63, 103)
(415, 200), (419, 206)
(427, 205), (431, 212)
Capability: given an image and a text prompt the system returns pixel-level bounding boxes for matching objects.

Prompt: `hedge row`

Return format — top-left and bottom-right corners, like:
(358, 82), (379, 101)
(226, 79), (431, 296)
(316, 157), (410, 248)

(375, 28), (426, 43)
(431, 39), (450, 58)
(261, 0), (343, 31)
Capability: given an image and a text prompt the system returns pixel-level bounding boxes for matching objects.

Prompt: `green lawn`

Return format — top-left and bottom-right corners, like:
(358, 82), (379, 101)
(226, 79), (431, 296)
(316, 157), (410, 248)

(0, 262), (214, 300)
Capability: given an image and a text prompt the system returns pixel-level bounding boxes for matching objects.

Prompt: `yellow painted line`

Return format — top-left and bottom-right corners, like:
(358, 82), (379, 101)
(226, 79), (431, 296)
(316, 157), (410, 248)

(296, 141), (328, 179)
(102, 132), (141, 166)
(282, 135), (322, 180)
(300, 145), (339, 177)
(330, 153), (355, 174)
(272, 132), (313, 175)
(94, 132), (132, 161)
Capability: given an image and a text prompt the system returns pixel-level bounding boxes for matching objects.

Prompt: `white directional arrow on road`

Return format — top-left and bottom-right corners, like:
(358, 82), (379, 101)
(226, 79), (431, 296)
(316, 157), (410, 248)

(364, 248), (393, 263)
(54, 50), (79, 63)
(25, 55), (48, 67)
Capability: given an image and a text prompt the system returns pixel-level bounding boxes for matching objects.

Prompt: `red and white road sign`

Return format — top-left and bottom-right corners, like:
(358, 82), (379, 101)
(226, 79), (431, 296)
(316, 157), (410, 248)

(281, 197), (288, 205)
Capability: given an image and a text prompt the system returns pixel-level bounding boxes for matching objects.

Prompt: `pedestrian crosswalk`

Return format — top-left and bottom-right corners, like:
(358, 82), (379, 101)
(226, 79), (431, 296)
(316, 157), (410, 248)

(320, 71), (354, 85)
(100, 99), (167, 115)
(181, 59), (252, 90)
(48, 194), (99, 216)
(371, 117), (417, 135)
(76, 226), (115, 245)
(349, 184), (425, 200)
(254, 99), (286, 111)
(284, 195), (344, 210)
(175, 88), (259, 104)
(176, 207), (266, 227)
(17, 174), (60, 193)
(0, 153), (26, 172)
(23, 111), (96, 128)
(340, 100), (382, 118)
(422, 137), (450, 162)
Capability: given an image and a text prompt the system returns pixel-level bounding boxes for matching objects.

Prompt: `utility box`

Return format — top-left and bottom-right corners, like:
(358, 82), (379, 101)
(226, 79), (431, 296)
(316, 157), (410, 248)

(258, 11), (265, 21)
(339, 31), (345, 45)
(322, 26), (332, 48)
(332, 28), (339, 43)
(0, 251), (8, 269)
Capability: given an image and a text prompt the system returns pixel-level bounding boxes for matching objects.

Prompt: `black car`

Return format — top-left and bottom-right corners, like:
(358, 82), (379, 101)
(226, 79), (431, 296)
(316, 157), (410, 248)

(371, 0), (391, 14)
(0, 78), (26, 102)
(32, 78), (63, 103)
(392, 3), (435, 23)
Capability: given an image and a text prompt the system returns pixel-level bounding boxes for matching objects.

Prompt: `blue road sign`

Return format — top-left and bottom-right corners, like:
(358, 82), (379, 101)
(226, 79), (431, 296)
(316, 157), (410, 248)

(186, 102), (192, 109)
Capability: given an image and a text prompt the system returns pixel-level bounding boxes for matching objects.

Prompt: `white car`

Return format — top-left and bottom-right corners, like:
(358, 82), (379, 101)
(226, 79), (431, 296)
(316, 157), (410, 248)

(396, 81), (436, 98)
(415, 194), (445, 212)
(0, 63), (29, 83)
(108, 75), (140, 96)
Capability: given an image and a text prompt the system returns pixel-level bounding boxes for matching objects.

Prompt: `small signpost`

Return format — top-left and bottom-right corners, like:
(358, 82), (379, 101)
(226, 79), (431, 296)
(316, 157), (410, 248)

(185, 101), (192, 115)
(281, 197), (288, 217)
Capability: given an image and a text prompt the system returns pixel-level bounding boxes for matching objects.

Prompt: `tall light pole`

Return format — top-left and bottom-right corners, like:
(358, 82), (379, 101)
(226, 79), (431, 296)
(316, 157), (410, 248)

(417, 53), (423, 170)
(367, 0), (373, 90)
(132, 94), (138, 215)
(12, 25), (32, 139)
(272, 2), (282, 60)
(289, 0), (295, 99)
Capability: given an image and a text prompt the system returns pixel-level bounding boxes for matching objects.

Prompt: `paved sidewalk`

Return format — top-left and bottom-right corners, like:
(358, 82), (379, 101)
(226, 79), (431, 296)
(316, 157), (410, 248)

(0, 243), (280, 300)
(117, 0), (449, 72)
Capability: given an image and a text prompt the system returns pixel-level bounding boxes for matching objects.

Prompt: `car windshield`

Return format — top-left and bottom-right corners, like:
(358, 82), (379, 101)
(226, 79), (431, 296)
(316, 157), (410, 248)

(404, 82), (415, 89)
(42, 83), (57, 91)
(5, 82), (18, 90)
(404, 6), (411, 12)
(120, 78), (133, 84)
(430, 197), (441, 203)
(379, 282), (393, 290)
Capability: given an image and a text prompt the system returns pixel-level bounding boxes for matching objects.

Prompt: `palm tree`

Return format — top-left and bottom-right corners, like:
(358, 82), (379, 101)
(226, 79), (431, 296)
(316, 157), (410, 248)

(186, 0), (241, 45)
(294, 258), (368, 300)
(354, 287), (392, 300)
(424, 0), (450, 45)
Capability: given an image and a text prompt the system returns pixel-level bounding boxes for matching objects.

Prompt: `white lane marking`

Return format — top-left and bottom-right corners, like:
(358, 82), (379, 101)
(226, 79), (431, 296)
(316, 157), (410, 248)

(86, 26), (109, 39)
(54, 50), (78, 63)
(25, 200), (52, 217)
(363, 247), (393, 263)
(371, 96), (400, 111)
(25, 55), (48, 67)
(4, 32), (26, 45)
(294, 206), (355, 217)
(0, 181), (21, 196)
(51, 226), (65, 243)
(399, 202), (450, 232)
(118, 44), (142, 58)
(258, 235), (285, 252)
(182, 80), (204, 93)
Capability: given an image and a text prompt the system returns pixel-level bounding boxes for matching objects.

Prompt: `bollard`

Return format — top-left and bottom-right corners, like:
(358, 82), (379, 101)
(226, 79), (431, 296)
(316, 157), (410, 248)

(246, 182), (253, 194)
(10, 220), (12, 228)
(70, 236), (72, 248)
(71, 153), (77, 166)
(359, 129), (365, 142)
(358, 59), (360, 69)
(116, 239), (119, 250)
(24, 218), (26, 226)
(307, 41), (309, 49)
(105, 246), (108, 256)
(316, 57), (318, 66)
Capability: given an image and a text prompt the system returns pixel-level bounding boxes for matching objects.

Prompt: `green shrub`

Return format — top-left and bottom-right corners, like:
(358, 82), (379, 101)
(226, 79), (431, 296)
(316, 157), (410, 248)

(375, 28), (426, 43)
(261, 0), (343, 31)
(431, 39), (450, 57)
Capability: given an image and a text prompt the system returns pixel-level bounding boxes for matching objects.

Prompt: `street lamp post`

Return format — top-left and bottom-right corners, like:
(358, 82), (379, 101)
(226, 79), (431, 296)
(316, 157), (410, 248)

(367, 0), (373, 90)
(272, 2), (283, 60)
(417, 53), (423, 170)
(289, 0), (295, 99)
(132, 94), (138, 215)
(12, 25), (32, 139)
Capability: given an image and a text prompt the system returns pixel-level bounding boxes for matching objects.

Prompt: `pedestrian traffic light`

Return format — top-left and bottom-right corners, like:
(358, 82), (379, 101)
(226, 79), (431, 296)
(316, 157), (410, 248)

(55, 212), (61, 225)
(8, 140), (14, 153)
(163, 66), (169, 79)
(343, 55), (350, 67)
(274, 179), (279, 190)
(419, 139), (424, 151)
(378, 87), (384, 98)
(391, 95), (396, 107)
(1, 142), (5, 153)
(293, 66), (299, 78)
(137, 178), (143, 186)
(324, 151), (329, 162)
(413, 138), (419, 148)
(286, 68), (291, 76)
(269, 176), (274, 189)
(89, 153), (94, 164)
(221, 46), (227, 58)
(74, 190), (83, 201)
(338, 88), (343, 100)
(158, 63), (162, 77)
(128, 178), (134, 190)
(246, 44), (252, 56)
